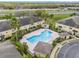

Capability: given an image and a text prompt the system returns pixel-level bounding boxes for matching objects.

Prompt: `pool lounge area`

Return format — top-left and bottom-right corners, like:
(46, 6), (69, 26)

(20, 29), (59, 54)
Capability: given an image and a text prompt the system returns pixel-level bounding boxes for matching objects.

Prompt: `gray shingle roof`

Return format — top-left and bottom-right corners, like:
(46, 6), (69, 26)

(33, 41), (52, 55)
(0, 16), (42, 32)
(0, 20), (11, 32)
(0, 40), (22, 58)
(19, 16), (42, 26)
(57, 16), (79, 28)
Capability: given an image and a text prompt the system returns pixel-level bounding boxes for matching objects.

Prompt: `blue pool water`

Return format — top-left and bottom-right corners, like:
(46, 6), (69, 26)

(27, 30), (53, 44)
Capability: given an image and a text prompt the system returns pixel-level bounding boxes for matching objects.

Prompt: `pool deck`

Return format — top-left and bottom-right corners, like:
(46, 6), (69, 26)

(20, 29), (59, 54)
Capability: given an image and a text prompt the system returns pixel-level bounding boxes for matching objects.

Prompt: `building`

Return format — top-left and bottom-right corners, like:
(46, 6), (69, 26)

(0, 40), (22, 58)
(33, 41), (52, 57)
(67, 7), (79, 10)
(59, 31), (71, 39)
(0, 16), (44, 39)
(56, 16), (79, 33)
(75, 32), (79, 38)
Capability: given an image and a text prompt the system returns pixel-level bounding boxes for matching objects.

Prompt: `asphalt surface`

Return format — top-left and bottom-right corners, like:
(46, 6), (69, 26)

(57, 42), (79, 58)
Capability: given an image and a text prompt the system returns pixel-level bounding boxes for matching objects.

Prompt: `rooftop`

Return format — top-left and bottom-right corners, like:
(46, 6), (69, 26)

(19, 16), (42, 26)
(59, 31), (70, 37)
(0, 20), (11, 32)
(33, 41), (52, 56)
(0, 16), (43, 32)
(57, 16), (79, 28)
(0, 40), (22, 58)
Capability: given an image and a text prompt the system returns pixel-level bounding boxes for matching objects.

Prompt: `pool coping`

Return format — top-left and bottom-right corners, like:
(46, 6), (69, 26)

(20, 29), (59, 54)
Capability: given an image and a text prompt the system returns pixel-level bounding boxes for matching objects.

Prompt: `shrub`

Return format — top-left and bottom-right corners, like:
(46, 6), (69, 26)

(52, 41), (57, 47)
(52, 38), (61, 47)
(37, 25), (43, 29)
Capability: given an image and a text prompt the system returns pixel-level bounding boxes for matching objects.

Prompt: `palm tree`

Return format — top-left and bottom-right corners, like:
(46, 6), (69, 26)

(34, 10), (57, 31)
(30, 19), (34, 25)
(29, 19), (34, 32)
(34, 10), (48, 18)
(49, 14), (56, 30)
(10, 16), (20, 41)
(36, 10), (50, 24)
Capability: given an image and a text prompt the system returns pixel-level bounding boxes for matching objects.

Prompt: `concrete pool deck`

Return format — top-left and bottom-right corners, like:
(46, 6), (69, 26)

(20, 29), (59, 54)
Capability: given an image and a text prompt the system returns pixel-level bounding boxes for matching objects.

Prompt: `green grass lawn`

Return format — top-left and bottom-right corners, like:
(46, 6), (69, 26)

(48, 10), (75, 12)
(0, 10), (74, 22)
(0, 9), (76, 14)
(53, 14), (72, 21)
(0, 10), (15, 14)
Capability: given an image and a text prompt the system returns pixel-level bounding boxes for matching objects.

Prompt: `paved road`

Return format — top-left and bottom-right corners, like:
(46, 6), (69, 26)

(65, 44), (79, 58)
(57, 42), (79, 58)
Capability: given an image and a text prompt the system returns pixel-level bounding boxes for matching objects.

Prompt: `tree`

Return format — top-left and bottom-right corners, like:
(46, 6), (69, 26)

(33, 10), (48, 19)
(15, 41), (28, 55)
(48, 14), (56, 30)
(45, 54), (49, 58)
(10, 16), (20, 41)
(70, 13), (76, 16)
(33, 10), (57, 31)
(30, 19), (34, 25)
(28, 18), (35, 32)
(23, 42), (28, 54)
(3, 14), (13, 20)
(34, 10), (51, 30)
(20, 11), (27, 18)
(15, 11), (29, 18)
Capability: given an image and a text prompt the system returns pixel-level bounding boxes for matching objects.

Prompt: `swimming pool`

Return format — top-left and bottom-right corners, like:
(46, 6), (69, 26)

(20, 29), (59, 53)
(27, 30), (52, 44)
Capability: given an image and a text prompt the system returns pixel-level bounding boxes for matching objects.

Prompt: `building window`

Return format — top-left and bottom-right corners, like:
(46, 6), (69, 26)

(59, 26), (62, 28)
